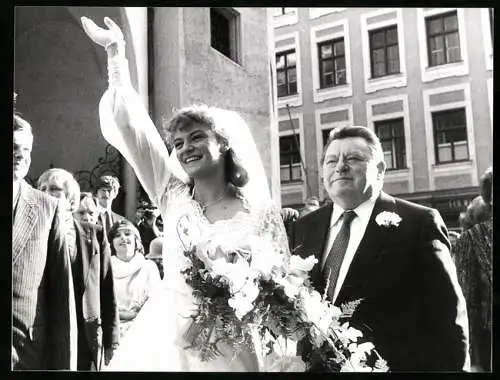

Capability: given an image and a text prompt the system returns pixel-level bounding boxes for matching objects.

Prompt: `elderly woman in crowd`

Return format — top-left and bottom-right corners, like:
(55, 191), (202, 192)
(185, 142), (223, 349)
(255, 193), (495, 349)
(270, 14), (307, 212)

(38, 168), (120, 370)
(453, 167), (493, 372)
(108, 220), (161, 338)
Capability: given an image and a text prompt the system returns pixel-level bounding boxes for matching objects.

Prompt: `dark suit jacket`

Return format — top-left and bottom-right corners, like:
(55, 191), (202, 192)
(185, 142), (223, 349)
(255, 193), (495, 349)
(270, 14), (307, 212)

(12, 180), (77, 370)
(73, 220), (120, 370)
(291, 191), (469, 372)
(98, 210), (126, 236)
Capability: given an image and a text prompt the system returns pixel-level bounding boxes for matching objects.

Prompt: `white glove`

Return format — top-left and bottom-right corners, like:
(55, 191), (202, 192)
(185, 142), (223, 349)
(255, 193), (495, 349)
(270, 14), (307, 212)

(81, 16), (125, 50)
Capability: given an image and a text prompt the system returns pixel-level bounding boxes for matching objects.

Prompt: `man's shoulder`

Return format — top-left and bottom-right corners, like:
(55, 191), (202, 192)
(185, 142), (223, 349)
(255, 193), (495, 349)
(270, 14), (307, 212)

(391, 194), (436, 216)
(295, 203), (332, 227)
(20, 181), (59, 210)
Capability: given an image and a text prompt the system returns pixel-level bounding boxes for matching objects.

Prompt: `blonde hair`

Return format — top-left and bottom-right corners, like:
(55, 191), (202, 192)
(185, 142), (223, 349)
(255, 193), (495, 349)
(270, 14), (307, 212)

(38, 168), (81, 212)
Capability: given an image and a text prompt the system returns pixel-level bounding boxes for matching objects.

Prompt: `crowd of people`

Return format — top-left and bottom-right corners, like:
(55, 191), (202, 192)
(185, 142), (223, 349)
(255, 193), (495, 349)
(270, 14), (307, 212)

(12, 15), (492, 372)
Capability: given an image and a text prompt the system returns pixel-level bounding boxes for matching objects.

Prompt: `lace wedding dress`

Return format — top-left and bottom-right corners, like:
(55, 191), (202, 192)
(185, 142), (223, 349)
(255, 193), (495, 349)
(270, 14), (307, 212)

(95, 50), (290, 371)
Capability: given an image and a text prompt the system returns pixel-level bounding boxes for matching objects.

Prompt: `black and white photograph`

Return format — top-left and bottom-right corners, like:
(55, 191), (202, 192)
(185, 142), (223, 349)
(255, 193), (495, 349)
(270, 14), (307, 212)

(12, 7), (493, 372)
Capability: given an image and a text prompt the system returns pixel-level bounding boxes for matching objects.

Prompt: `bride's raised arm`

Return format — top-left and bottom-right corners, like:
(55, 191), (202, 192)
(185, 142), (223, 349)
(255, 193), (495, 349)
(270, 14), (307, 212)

(81, 17), (172, 207)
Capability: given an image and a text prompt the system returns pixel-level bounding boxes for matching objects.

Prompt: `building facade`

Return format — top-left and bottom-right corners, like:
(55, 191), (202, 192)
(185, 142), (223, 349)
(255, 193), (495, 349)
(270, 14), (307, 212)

(273, 7), (493, 229)
(14, 7), (278, 218)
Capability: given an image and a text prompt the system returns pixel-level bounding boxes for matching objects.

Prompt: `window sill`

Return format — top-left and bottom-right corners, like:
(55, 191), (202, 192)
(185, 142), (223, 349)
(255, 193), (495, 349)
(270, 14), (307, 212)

(432, 160), (473, 174)
(278, 93), (302, 108)
(280, 181), (305, 193)
(309, 8), (347, 19)
(422, 60), (468, 82)
(384, 168), (410, 182)
(426, 60), (464, 71)
(210, 47), (242, 67)
(386, 167), (409, 174)
(313, 84), (352, 103)
(365, 72), (407, 94)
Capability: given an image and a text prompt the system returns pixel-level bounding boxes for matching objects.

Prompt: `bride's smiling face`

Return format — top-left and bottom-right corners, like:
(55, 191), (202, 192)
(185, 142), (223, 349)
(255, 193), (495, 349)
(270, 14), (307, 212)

(172, 122), (226, 179)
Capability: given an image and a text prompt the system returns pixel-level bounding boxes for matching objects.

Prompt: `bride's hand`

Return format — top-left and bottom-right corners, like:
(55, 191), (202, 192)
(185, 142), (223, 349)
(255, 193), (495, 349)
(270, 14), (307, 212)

(81, 16), (124, 49)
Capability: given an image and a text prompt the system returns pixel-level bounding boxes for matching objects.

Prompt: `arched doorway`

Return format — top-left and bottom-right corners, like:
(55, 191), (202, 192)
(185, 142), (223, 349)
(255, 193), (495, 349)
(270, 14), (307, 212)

(14, 6), (139, 215)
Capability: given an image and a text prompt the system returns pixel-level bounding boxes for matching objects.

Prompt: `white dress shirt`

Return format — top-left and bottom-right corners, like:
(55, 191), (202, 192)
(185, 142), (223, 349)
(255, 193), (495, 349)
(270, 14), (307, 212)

(321, 193), (378, 303)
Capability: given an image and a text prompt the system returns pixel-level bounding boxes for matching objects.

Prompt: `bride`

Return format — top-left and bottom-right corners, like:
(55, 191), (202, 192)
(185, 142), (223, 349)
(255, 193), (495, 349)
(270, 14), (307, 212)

(81, 17), (294, 371)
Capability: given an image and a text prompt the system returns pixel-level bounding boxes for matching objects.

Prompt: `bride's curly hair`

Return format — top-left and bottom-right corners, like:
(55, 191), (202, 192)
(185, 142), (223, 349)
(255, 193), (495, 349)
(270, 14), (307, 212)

(163, 104), (249, 188)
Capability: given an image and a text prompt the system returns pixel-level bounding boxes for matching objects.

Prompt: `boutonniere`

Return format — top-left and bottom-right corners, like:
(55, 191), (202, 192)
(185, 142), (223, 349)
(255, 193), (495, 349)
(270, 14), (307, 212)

(375, 211), (402, 228)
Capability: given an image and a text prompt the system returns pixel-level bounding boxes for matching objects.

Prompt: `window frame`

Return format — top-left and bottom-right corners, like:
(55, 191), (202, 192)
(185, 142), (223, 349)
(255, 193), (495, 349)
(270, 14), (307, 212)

(275, 32), (302, 108)
(310, 19), (352, 102)
(422, 83), (478, 190)
(374, 117), (406, 170)
(417, 8), (469, 83)
(432, 108), (469, 164)
(210, 7), (241, 64)
(425, 10), (461, 67)
(318, 37), (347, 89)
(276, 49), (298, 98)
(360, 8), (407, 94)
(369, 25), (400, 78)
(279, 133), (303, 183)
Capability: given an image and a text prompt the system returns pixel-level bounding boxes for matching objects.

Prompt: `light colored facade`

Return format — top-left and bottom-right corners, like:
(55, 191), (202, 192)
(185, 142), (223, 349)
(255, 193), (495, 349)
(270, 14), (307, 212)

(273, 7), (493, 228)
(14, 7), (278, 218)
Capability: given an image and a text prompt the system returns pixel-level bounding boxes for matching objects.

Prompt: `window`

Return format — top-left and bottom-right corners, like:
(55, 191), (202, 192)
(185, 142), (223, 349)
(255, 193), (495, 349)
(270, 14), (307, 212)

(210, 8), (240, 63)
(375, 118), (406, 170)
(280, 135), (302, 182)
(318, 38), (346, 88)
(426, 11), (461, 67)
(369, 25), (400, 78)
(432, 108), (469, 164)
(276, 50), (297, 97)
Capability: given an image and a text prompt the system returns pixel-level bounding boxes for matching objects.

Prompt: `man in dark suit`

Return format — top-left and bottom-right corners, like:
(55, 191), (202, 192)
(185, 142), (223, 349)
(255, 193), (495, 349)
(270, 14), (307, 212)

(291, 126), (469, 372)
(95, 175), (126, 236)
(12, 109), (77, 369)
(38, 168), (121, 370)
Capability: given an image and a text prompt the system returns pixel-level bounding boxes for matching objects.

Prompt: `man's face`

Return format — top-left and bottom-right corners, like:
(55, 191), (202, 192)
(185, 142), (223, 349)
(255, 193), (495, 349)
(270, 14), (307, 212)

(74, 197), (99, 224)
(96, 187), (117, 209)
(13, 130), (33, 181)
(39, 176), (72, 211)
(39, 176), (66, 200)
(322, 137), (385, 209)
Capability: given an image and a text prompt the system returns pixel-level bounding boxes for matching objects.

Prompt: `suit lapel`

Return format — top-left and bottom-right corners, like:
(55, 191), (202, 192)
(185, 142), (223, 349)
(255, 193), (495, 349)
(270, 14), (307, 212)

(12, 182), (39, 264)
(336, 192), (396, 305)
(296, 205), (333, 290)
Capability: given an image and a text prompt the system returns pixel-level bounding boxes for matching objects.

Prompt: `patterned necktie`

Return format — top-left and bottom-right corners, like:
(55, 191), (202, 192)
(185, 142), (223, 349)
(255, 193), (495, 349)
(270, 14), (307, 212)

(323, 210), (357, 301)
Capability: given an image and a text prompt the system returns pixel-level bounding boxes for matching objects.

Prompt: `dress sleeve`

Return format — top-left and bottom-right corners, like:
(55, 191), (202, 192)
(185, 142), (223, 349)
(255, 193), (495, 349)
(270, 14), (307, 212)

(256, 204), (291, 256)
(98, 55), (172, 207)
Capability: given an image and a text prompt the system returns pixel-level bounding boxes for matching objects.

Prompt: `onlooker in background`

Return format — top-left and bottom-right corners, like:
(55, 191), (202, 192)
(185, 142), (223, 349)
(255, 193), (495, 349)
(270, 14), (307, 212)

(75, 192), (100, 224)
(459, 195), (491, 232)
(453, 167), (493, 372)
(299, 196), (320, 218)
(280, 207), (299, 245)
(95, 175), (125, 235)
(108, 220), (161, 338)
(136, 202), (162, 255)
(146, 236), (164, 279)
(12, 99), (77, 369)
(38, 168), (120, 370)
